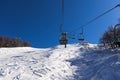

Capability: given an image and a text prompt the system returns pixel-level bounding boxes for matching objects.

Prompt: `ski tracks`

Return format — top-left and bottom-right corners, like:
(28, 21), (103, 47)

(0, 46), (80, 80)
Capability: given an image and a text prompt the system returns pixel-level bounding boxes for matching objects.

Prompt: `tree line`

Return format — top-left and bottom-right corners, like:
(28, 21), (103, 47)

(0, 36), (31, 47)
(100, 23), (120, 48)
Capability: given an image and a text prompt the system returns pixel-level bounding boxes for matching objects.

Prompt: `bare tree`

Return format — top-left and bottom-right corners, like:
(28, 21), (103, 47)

(100, 25), (120, 48)
(0, 36), (31, 47)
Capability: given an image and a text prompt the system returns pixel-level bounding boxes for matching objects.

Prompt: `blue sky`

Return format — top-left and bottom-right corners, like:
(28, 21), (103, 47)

(0, 0), (119, 48)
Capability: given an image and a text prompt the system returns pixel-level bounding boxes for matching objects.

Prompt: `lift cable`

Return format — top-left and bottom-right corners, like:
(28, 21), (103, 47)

(60, 0), (65, 33)
(69, 4), (120, 33)
(59, 3), (120, 48)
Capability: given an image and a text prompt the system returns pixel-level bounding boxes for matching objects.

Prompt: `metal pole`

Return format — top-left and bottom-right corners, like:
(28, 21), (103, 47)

(113, 24), (120, 48)
(61, 0), (64, 32)
(65, 44), (67, 48)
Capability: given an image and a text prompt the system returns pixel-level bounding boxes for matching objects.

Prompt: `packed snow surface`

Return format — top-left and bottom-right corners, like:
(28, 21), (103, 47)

(0, 43), (120, 80)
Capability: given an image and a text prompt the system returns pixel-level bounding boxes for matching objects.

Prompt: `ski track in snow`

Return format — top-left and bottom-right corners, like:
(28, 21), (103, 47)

(0, 45), (79, 80)
(0, 44), (120, 80)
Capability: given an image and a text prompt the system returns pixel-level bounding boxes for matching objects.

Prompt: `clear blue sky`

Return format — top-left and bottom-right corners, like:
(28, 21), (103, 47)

(0, 0), (119, 48)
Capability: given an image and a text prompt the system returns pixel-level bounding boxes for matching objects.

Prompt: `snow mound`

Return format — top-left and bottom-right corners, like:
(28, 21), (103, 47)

(0, 44), (120, 80)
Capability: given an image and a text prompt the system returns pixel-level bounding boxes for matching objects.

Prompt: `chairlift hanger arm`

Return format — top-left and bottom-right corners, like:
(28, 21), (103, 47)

(60, 0), (64, 33)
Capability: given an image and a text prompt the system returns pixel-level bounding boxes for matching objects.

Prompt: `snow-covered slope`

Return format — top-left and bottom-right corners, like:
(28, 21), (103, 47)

(0, 44), (120, 80)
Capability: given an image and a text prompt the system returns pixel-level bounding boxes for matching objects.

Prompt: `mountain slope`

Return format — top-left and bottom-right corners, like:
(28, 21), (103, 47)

(0, 44), (120, 80)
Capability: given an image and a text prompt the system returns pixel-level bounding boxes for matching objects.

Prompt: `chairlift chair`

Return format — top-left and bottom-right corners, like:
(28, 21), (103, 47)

(78, 33), (84, 41)
(59, 32), (68, 48)
(78, 27), (85, 42)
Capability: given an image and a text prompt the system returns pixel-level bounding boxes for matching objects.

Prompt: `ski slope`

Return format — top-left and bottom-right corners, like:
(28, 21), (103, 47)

(0, 44), (120, 80)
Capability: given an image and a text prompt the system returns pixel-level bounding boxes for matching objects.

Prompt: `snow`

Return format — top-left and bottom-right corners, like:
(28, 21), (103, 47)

(0, 44), (120, 80)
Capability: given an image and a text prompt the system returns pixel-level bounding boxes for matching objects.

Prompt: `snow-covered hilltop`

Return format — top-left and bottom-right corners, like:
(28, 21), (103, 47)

(0, 43), (120, 80)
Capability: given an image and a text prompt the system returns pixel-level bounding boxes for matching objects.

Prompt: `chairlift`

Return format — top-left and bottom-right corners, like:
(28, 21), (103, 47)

(59, 32), (68, 48)
(78, 27), (85, 42)
(78, 34), (84, 41)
